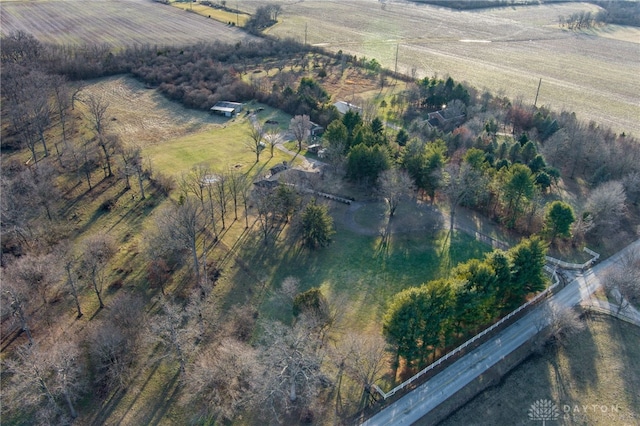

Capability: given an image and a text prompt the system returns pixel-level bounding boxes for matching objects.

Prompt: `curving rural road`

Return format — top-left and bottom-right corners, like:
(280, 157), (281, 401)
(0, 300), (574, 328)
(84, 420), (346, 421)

(362, 238), (640, 426)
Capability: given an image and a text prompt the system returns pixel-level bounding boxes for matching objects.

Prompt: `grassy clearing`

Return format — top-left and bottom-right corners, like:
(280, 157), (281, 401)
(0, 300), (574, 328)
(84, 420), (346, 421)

(143, 117), (293, 178)
(77, 76), (222, 147)
(241, 199), (492, 332)
(440, 315), (640, 426)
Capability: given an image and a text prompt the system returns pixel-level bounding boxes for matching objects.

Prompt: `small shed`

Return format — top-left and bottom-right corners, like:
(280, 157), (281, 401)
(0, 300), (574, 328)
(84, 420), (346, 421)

(211, 101), (243, 117)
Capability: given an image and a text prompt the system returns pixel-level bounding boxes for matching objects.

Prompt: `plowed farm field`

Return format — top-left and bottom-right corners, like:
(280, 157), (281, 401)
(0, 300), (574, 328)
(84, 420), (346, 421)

(0, 0), (255, 47)
(258, 0), (640, 136)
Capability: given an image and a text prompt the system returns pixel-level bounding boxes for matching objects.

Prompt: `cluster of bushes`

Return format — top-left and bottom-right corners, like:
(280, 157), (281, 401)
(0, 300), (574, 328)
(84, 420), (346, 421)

(593, 1), (640, 27)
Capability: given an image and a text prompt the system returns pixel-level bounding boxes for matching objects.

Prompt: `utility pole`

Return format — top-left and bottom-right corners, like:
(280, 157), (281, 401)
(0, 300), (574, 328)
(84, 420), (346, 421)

(394, 43), (399, 75)
(534, 78), (542, 107)
(304, 22), (308, 45)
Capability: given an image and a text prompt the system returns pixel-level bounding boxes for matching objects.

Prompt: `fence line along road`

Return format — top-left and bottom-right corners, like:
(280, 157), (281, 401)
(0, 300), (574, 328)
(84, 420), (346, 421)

(369, 229), (595, 402)
(361, 238), (639, 426)
(370, 269), (559, 401)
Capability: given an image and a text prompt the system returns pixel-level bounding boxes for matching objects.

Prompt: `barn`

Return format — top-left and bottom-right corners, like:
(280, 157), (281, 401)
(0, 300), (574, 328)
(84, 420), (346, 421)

(210, 101), (243, 117)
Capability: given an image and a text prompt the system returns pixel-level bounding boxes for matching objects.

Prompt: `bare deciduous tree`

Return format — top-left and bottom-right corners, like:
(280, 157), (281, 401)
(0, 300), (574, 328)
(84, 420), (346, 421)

(604, 248), (640, 312)
(334, 332), (388, 413)
(1, 278), (34, 345)
(227, 168), (247, 222)
(542, 302), (585, 348)
(119, 145), (146, 198)
(8, 252), (60, 306)
(156, 197), (205, 284)
(442, 162), (485, 232)
(251, 186), (279, 245)
(80, 233), (116, 309)
(257, 315), (329, 422)
(59, 242), (83, 318)
(86, 293), (144, 391)
(81, 93), (118, 177)
(212, 172), (229, 230)
(585, 180), (627, 237)
(148, 299), (197, 374)
(377, 168), (415, 218)
(78, 138), (100, 190)
(290, 114), (311, 152)
(622, 171), (640, 206)
(3, 337), (86, 422)
(182, 338), (260, 423)
(264, 126), (284, 158)
(247, 121), (265, 163)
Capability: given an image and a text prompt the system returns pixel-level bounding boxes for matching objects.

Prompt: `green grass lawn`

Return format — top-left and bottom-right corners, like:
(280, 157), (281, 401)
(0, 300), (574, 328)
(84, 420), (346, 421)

(234, 203), (492, 332)
(143, 111), (294, 178)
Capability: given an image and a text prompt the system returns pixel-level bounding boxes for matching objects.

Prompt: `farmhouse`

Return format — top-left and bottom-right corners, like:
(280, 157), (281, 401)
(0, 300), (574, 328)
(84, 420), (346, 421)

(210, 101), (243, 117)
(310, 122), (324, 137)
(426, 108), (465, 129)
(333, 101), (362, 115)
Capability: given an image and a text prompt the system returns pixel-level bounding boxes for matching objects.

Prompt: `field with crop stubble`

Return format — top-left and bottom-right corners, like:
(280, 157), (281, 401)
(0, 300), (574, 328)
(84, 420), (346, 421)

(0, 0), (256, 47)
(258, 0), (640, 136)
(2, 0), (637, 134)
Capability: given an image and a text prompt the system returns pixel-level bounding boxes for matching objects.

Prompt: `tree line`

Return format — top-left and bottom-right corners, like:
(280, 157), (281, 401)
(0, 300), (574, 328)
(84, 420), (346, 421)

(2, 26), (640, 424)
(383, 237), (547, 376)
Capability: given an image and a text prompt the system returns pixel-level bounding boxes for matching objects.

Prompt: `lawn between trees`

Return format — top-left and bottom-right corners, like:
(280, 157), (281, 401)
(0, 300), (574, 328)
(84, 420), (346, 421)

(3, 24), (638, 424)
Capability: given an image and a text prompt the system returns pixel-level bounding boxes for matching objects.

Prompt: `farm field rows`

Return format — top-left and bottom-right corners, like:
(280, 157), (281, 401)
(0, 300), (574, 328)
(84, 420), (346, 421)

(0, 0), (255, 47)
(2, 0), (637, 134)
(259, 0), (640, 136)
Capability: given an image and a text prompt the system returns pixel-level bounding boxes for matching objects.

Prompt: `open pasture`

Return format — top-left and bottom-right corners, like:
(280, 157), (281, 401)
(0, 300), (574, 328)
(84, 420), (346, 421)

(261, 0), (640, 136)
(78, 76), (222, 147)
(0, 0), (254, 47)
(78, 76), (295, 176)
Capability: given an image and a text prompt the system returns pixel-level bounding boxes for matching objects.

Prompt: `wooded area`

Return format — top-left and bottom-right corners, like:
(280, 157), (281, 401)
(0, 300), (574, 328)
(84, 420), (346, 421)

(1, 20), (639, 424)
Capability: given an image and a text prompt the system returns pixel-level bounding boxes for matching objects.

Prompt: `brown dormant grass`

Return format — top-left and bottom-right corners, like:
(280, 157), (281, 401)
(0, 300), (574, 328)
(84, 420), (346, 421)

(0, 0), (255, 47)
(76, 76), (222, 147)
(440, 315), (640, 426)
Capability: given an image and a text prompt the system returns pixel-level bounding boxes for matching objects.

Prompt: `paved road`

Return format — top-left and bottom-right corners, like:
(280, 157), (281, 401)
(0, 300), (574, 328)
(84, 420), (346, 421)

(362, 238), (640, 426)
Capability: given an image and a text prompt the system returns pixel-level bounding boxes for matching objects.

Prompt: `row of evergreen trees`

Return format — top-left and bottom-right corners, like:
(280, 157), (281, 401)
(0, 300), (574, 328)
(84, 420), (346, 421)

(383, 237), (547, 373)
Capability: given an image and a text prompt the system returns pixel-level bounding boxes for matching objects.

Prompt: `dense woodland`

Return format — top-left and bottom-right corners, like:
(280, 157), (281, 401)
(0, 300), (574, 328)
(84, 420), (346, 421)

(1, 21), (640, 425)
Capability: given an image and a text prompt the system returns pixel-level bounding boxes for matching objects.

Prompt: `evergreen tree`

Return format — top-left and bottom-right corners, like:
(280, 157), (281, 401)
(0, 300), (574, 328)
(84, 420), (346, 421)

(544, 201), (575, 242)
(508, 237), (548, 309)
(301, 200), (335, 248)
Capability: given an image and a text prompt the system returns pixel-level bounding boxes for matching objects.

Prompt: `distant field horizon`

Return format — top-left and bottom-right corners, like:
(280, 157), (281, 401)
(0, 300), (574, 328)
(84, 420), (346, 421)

(252, 0), (640, 137)
(1, 0), (638, 136)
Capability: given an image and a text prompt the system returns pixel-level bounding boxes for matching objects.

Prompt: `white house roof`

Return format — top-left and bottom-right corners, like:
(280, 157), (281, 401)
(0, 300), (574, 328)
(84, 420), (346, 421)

(334, 101), (362, 115)
(210, 101), (243, 111)
(211, 106), (236, 113)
